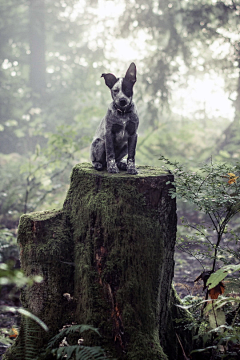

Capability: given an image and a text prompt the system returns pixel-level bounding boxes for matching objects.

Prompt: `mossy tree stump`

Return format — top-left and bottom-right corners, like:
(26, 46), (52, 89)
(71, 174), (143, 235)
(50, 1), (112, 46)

(4, 163), (192, 360)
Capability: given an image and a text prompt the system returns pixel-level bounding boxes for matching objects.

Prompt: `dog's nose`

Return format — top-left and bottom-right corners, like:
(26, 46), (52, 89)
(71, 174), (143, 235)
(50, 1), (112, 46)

(119, 98), (127, 107)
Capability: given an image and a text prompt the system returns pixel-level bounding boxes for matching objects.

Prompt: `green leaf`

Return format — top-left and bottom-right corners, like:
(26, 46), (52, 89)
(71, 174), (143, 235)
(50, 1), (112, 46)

(191, 345), (217, 354)
(1, 306), (48, 332)
(5, 119), (18, 127)
(207, 264), (240, 290)
(209, 310), (226, 329)
(18, 308), (48, 332)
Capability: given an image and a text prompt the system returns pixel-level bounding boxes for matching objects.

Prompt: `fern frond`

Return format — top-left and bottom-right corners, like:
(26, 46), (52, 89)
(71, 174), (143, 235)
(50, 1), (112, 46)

(47, 324), (110, 360)
(53, 345), (107, 360)
(18, 308), (48, 332)
(47, 324), (100, 349)
(53, 345), (76, 359)
(17, 315), (43, 360)
(76, 345), (107, 360)
(1, 306), (48, 332)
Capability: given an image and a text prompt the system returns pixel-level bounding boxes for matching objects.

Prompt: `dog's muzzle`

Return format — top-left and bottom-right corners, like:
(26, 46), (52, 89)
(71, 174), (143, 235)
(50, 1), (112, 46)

(119, 98), (127, 107)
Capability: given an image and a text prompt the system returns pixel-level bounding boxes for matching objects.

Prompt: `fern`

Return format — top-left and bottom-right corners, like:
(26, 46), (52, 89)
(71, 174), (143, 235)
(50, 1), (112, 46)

(47, 324), (100, 349)
(1, 306), (48, 360)
(53, 345), (107, 360)
(18, 315), (42, 360)
(47, 324), (109, 360)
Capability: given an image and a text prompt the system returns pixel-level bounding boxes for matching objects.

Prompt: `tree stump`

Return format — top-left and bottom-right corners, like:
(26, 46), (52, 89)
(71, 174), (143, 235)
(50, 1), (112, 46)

(4, 163), (192, 360)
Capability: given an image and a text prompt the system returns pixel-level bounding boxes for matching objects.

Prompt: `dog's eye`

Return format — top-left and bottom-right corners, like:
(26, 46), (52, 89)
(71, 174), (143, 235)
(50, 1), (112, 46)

(113, 89), (119, 94)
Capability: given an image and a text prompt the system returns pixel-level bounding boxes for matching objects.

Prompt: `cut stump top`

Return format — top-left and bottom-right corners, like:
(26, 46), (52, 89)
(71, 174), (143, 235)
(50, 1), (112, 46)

(72, 162), (170, 179)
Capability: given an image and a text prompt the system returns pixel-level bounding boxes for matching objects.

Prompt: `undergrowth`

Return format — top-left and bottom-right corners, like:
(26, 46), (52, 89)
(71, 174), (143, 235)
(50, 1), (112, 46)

(160, 156), (240, 359)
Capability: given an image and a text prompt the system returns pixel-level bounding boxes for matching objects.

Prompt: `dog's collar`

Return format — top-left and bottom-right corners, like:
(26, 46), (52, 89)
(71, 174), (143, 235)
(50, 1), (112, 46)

(113, 103), (133, 115)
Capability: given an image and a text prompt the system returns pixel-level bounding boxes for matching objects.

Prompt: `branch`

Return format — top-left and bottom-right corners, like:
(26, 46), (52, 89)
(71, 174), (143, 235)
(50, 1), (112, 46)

(176, 333), (190, 360)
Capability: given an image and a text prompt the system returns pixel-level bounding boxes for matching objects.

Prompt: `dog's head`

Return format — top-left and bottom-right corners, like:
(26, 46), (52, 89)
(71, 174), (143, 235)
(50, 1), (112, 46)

(101, 63), (137, 112)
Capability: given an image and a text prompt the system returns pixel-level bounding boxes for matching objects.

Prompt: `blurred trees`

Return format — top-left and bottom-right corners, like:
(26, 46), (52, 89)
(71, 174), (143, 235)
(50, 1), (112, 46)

(0, 0), (239, 221)
(0, 0), (107, 218)
(119, 0), (189, 125)
(118, 0), (240, 161)
(180, 0), (240, 158)
(29, 0), (46, 94)
(0, 0), (105, 153)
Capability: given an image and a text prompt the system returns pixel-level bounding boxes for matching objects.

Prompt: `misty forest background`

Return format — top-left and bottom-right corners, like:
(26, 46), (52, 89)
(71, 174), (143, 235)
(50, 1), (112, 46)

(1, 0), (240, 286)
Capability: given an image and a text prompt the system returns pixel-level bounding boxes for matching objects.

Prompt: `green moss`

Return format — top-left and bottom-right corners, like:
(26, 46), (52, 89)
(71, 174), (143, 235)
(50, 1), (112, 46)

(4, 209), (75, 360)
(72, 162), (167, 178)
(126, 330), (168, 360)
(5, 163), (192, 360)
(63, 164), (173, 359)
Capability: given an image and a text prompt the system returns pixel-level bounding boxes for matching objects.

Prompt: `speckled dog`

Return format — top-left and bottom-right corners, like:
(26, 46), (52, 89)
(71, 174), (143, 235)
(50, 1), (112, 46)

(91, 63), (139, 174)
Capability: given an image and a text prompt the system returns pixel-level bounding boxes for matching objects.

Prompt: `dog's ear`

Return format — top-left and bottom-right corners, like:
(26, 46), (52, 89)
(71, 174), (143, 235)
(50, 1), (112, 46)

(125, 63), (137, 84)
(101, 73), (118, 89)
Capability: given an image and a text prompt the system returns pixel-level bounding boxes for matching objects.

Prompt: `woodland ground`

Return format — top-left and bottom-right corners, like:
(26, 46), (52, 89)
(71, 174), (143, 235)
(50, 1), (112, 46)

(0, 239), (206, 359)
(0, 212), (239, 358)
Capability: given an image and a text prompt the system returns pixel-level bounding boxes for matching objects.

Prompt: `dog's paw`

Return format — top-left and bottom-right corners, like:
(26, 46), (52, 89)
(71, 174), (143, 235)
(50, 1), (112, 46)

(107, 160), (119, 174)
(127, 167), (138, 175)
(108, 166), (119, 174)
(117, 161), (127, 171)
(93, 162), (103, 171)
(127, 160), (138, 175)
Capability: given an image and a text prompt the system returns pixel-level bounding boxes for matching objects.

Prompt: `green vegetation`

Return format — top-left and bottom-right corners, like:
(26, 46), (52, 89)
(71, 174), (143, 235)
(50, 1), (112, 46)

(46, 324), (109, 360)
(1, 0), (240, 221)
(63, 164), (175, 360)
(1, 0), (240, 359)
(161, 156), (240, 359)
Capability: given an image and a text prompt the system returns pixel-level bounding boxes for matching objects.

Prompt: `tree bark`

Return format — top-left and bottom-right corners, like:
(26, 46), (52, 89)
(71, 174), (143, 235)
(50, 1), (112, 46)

(3, 163), (192, 360)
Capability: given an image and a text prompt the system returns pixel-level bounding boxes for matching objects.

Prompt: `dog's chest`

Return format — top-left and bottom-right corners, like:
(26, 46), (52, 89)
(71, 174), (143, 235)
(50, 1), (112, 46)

(112, 120), (129, 143)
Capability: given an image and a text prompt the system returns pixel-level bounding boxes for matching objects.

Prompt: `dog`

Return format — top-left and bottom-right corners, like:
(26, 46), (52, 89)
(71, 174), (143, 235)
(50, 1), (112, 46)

(90, 63), (139, 175)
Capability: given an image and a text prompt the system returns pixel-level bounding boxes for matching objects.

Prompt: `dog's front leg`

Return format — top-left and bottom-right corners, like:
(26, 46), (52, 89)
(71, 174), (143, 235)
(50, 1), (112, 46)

(105, 129), (119, 174)
(127, 133), (138, 175)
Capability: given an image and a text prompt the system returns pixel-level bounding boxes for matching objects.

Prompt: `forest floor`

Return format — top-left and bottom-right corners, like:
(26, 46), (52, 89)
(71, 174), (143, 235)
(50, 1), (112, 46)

(0, 240), (205, 359)
(174, 247), (207, 298)
(0, 251), (200, 360)
(0, 214), (239, 358)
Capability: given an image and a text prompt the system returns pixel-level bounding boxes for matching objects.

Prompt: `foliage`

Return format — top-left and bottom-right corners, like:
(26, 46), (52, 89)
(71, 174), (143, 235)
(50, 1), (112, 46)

(0, 262), (42, 288)
(1, 307), (48, 333)
(4, 315), (49, 360)
(0, 123), (85, 217)
(160, 155), (240, 358)
(0, 230), (47, 356)
(179, 294), (240, 359)
(0, 228), (17, 263)
(46, 324), (109, 360)
(207, 264), (240, 290)
(2, 0), (240, 358)
(161, 155), (240, 270)
(0, 0), (106, 156)
(1, 0), (239, 224)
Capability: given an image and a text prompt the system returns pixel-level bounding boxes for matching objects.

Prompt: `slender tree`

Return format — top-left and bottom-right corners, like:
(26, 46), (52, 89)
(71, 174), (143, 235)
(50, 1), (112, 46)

(29, 0), (46, 94)
(181, 0), (240, 156)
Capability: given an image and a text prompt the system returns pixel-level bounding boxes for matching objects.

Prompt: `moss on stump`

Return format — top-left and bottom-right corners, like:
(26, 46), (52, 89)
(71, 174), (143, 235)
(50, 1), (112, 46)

(3, 163), (192, 360)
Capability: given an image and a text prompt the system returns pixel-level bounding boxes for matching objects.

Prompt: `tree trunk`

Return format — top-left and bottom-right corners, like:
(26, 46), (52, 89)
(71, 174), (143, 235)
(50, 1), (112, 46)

(29, 0), (46, 94)
(3, 163), (192, 360)
(215, 65), (240, 155)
